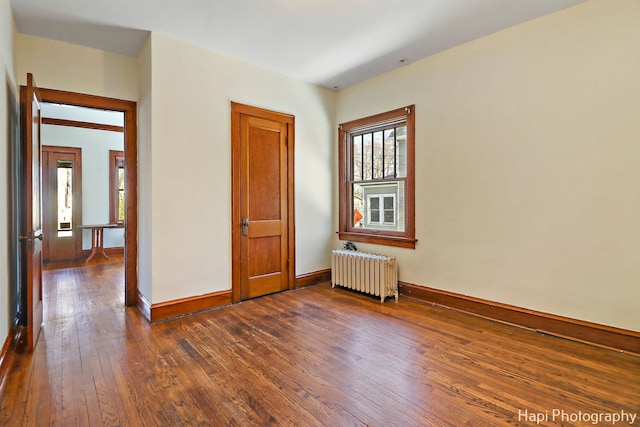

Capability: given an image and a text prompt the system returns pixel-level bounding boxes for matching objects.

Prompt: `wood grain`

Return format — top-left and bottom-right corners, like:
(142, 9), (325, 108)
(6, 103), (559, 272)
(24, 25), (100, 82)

(1, 258), (638, 426)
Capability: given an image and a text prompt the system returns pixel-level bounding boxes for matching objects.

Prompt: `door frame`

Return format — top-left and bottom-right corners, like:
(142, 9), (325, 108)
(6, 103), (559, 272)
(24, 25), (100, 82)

(37, 88), (138, 305)
(231, 102), (295, 303)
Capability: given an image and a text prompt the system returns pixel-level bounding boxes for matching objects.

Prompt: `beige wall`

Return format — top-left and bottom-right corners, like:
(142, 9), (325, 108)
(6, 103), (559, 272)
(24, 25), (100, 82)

(0, 0), (16, 342)
(137, 35), (153, 300)
(144, 33), (335, 303)
(336, 0), (640, 331)
(13, 30), (336, 306)
(15, 34), (138, 101)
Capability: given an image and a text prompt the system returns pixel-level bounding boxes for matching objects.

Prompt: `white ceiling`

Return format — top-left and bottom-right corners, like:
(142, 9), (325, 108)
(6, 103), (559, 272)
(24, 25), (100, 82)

(10, 0), (585, 90)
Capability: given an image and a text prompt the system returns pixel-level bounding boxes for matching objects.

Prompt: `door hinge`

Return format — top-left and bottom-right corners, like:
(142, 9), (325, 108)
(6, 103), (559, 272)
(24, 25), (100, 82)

(287, 259), (290, 270)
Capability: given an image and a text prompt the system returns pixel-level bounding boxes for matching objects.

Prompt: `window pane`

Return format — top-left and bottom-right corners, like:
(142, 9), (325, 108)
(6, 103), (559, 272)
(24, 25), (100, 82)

(383, 195), (395, 225)
(57, 161), (73, 237)
(368, 195), (382, 224)
(118, 190), (125, 222)
(373, 131), (384, 179)
(383, 196), (394, 209)
(352, 183), (364, 227)
(384, 129), (396, 178)
(397, 181), (405, 231)
(118, 166), (125, 221)
(370, 209), (380, 223)
(362, 133), (373, 180)
(352, 135), (362, 181)
(396, 125), (407, 178)
(117, 167), (125, 190)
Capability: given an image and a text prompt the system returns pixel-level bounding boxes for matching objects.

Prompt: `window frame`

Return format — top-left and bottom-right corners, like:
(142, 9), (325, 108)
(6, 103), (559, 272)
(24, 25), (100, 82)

(338, 105), (416, 248)
(109, 150), (125, 224)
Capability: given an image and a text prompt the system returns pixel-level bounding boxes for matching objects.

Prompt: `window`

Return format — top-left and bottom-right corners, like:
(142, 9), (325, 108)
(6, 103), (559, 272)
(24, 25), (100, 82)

(56, 160), (74, 237)
(109, 150), (125, 224)
(367, 194), (396, 226)
(339, 105), (416, 248)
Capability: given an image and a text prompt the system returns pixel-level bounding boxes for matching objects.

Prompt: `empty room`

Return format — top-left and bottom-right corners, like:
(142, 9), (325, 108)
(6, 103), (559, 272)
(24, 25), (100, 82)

(1, 0), (638, 425)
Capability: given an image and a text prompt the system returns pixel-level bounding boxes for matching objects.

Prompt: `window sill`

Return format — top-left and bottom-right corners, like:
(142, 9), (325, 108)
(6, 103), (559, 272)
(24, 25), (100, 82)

(338, 231), (417, 249)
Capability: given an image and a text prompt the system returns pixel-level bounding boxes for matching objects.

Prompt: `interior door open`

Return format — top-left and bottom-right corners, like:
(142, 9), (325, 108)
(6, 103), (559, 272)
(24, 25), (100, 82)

(20, 73), (44, 351)
(231, 102), (295, 301)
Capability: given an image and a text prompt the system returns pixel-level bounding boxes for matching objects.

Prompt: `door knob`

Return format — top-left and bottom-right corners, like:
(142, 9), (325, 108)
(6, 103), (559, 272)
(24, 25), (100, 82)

(18, 233), (44, 241)
(241, 218), (249, 236)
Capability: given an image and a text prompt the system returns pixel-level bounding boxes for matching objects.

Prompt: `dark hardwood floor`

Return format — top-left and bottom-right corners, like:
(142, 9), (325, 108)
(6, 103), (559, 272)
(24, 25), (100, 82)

(1, 258), (638, 426)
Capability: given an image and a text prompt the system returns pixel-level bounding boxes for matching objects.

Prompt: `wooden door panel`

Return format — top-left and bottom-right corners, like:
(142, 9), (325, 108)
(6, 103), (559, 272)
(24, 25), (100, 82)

(248, 121), (282, 221)
(248, 220), (283, 238)
(248, 236), (281, 276)
(21, 73), (43, 351)
(241, 115), (287, 299)
(246, 274), (283, 299)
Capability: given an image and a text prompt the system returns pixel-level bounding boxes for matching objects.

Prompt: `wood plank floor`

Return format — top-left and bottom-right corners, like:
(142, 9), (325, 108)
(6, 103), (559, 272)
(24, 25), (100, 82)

(1, 258), (638, 426)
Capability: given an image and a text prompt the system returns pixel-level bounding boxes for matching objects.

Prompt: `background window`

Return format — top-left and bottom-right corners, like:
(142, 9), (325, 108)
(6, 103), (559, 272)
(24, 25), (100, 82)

(109, 150), (125, 224)
(366, 194), (396, 226)
(56, 160), (74, 237)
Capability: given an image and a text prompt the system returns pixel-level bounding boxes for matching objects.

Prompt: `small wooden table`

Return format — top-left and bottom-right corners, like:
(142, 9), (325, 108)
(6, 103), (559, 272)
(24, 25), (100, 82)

(77, 223), (124, 262)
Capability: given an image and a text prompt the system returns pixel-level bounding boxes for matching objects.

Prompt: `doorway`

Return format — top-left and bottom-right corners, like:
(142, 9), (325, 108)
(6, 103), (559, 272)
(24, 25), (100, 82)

(37, 88), (138, 306)
(231, 102), (295, 302)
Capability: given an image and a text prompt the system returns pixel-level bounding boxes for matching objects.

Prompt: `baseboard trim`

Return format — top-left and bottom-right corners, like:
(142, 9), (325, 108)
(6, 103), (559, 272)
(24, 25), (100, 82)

(138, 269), (331, 323)
(296, 269), (331, 288)
(0, 332), (12, 383)
(0, 318), (26, 383)
(136, 291), (151, 322)
(148, 290), (233, 323)
(399, 282), (640, 356)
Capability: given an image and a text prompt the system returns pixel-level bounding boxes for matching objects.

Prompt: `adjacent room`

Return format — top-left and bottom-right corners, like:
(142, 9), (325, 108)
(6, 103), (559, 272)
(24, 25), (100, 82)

(1, 0), (638, 425)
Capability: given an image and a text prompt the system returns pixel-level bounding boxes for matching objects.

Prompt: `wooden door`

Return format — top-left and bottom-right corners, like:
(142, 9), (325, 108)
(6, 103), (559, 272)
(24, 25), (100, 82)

(42, 146), (82, 262)
(232, 103), (295, 301)
(20, 73), (44, 351)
